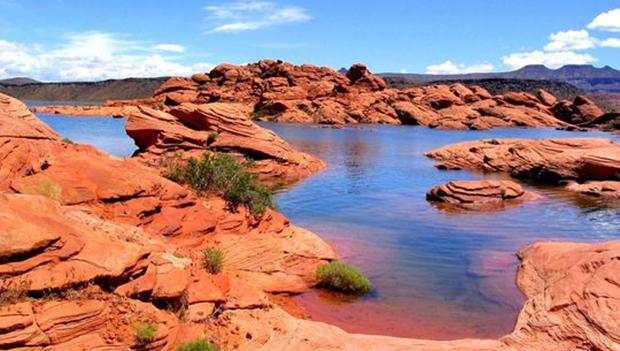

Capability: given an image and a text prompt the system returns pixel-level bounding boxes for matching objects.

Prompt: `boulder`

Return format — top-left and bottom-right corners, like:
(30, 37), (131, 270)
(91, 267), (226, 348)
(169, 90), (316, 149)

(426, 180), (538, 208)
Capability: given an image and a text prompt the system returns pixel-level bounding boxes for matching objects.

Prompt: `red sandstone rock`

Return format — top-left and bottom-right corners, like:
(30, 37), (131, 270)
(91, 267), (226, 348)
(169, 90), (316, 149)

(565, 180), (620, 199)
(426, 138), (620, 182)
(123, 102), (325, 184)
(552, 95), (605, 124)
(30, 61), (609, 130)
(426, 180), (539, 209)
(30, 105), (138, 117)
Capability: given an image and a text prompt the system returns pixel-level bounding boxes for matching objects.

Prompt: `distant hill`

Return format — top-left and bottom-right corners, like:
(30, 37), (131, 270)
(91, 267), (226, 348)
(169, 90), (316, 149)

(381, 64), (620, 93)
(0, 77), (169, 103)
(0, 77), (41, 85)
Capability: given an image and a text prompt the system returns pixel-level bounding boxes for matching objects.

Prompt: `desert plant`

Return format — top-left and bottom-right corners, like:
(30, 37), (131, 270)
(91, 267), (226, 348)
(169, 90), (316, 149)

(301, 105), (313, 115)
(165, 152), (273, 216)
(131, 321), (157, 344)
(61, 137), (74, 144)
(487, 139), (500, 145)
(252, 108), (271, 119)
(202, 247), (224, 274)
(316, 261), (372, 295)
(611, 173), (620, 181)
(175, 339), (219, 351)
(500, 188), (507, 200)
(207, 131), (218, 144)
(21, 177), (62, 201)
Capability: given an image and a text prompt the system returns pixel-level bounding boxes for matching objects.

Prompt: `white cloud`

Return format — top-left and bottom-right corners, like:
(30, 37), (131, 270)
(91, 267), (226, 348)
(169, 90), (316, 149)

(426, 60), (495, 75)
(587, 8), (620, 32)
(205, 1), (311, 33)
(600, 38), (620, 48)
(153, 44), (185, 53)
(0, 32), (212, 81)
(544, 30), (596, 51)
(502, 50), (597, 70)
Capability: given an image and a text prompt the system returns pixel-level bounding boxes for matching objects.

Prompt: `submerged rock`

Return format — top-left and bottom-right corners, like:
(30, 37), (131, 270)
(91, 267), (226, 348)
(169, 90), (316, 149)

(426, 180), (539, 209)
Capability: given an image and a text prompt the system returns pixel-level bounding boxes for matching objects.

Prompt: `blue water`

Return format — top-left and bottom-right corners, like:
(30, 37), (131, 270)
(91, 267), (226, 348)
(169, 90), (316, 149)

(39, 114), (620, 339)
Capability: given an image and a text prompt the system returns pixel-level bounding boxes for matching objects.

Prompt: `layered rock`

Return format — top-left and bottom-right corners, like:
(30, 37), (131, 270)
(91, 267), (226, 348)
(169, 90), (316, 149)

(0, 92), (335, 349)
(426, 180), (539, 210)
(31, 104), (139, 117)
(31, 60), (608, 130)
(123, 102), (325, 184)
(426, 138), (620, 200)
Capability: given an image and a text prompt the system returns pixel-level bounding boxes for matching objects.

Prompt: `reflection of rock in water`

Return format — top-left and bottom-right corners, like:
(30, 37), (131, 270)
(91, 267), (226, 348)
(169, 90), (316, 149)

(467, 250), (524, 312)
(343, 133), (374, 193)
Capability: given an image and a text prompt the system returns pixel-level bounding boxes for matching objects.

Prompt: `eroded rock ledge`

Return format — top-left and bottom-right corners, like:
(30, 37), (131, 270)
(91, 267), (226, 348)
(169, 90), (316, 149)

(122, 102), (325, 185)
(426, 180), (539, 210)
(426, 138), (620, 199)
(31, 60), (610, 131)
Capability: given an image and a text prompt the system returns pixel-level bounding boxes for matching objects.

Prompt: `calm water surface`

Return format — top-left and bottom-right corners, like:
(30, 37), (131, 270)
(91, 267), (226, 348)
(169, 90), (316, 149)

(39, 113), (620, 340)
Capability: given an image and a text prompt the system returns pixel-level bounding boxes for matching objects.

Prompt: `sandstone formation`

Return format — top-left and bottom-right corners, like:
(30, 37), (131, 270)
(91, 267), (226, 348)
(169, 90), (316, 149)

(566, 180), (620, 199)
(31, 60), (609, 130)
(31, 104), (138, 117)
(2, 91), (619, 350)
(426, 138), (620, 200)
(122, 102), (325, 184)
(426, 180), (539, 209)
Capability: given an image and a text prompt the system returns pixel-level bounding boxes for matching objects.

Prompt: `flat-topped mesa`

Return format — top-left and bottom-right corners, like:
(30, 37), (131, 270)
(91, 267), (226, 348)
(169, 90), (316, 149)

(426, 180), (539, 210)
(426, 138), (620, 198)
(123, 102), (325, 184)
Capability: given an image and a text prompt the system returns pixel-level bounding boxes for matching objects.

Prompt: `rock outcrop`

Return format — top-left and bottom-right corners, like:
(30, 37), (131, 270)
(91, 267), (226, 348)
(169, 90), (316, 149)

(3, 92), (620, 350)
(426, 180), (539, 209)
(31, 60), (608, 130)
(31, 104), (138, 117)
(123, 102), (325, 184)
(426, 138), (620, 200)
(0, 92), (334, 350)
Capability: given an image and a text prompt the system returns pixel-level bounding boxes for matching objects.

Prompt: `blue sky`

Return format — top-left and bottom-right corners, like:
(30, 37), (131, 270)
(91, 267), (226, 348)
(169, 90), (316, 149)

(0, 0), (619, 81)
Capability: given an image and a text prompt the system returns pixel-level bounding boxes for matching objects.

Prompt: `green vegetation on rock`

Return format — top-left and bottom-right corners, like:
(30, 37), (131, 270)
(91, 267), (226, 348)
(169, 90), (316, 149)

(21, 177), (62, 201)
(166, 152), (273, 216)
(316, 261), (372, 295)
(175, 339), (219, 351)
(202, 247), (224, 274)
(131, 321), (157, 344)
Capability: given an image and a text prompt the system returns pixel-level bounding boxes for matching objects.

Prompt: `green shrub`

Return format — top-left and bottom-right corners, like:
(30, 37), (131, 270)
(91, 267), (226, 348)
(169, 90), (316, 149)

(500, 188), (507, 200)
(21, 177), (62, 201)
(131, 321), (157, 344)
(176, 339), (219, 351)
(487, 139), (500, 145)
(61, 137), (74, 144)
(316, 261), (371, 295)
(202, 247), (224, 274)
(612, 173), (620, 181)
(166, 152), (273, 216)
(301, 105), (313, 115)
(207, 131), (218, 144)
(252, 108), (271, 119)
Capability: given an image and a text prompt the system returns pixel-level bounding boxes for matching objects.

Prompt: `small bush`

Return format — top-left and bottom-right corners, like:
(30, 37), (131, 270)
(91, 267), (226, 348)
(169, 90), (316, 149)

(202, 247), (224, 274)
(132, 321), (157, 344)
(165, 152), (274, 216)
(252, 108), (271, 119)
(61, 137), (74, 144)
(176, 339), (219, 351)
(301, 105), (313, 115)
(500, 188), (507, 200)
(487, 139), (500, 145)
(612, 173), (620, 181)
(316, 261), (371, 295)
(21, 177), (62, 201)
(207, 131), (218, 144)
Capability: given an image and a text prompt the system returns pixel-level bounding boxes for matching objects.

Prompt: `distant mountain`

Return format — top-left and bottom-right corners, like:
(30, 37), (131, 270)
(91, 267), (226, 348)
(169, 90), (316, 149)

(380, 64), (620, 93)
(0, 77), (41, 85)
(0, 77), (169, 103)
